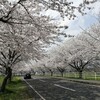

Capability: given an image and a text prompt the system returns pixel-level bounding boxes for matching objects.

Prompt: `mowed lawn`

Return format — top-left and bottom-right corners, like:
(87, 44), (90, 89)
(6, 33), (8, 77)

(0, 76), (33, 100)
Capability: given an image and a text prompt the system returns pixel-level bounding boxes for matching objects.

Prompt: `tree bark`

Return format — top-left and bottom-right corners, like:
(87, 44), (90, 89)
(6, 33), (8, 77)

(79, 71), (82, 79)
(0, 67), (12, 92)
(8, 68), (12, 83)
(61, 72), (64, 77)
(43, 72), (45, 76)
(0, 75), (8, 92)
(33, 72), (36, 75)
(51, 72), (53, 76)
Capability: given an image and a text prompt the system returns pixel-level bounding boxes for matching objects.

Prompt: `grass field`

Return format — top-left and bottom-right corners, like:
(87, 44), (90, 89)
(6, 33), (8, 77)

(35, 71), (100, 80)
(64, 72), (100, 80)
(0, 76), (33, 100)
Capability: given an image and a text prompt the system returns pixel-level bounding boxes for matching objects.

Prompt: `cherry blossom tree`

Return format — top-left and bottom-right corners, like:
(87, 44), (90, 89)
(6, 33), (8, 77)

(41, 58), (56, 76)
(44, 62), (55, 76)
(47, 20), (100, 78)
(0, 0), (57, 92)
(36, 0), (98, 19)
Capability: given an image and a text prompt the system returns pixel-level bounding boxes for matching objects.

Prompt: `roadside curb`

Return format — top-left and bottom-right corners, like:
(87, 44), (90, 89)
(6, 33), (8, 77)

(66, 79), (100, 85)
(49, 76), (100, 86)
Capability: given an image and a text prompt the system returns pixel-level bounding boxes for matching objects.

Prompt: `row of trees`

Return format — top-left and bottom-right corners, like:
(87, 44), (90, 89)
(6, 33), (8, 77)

(32, 15), (100, 79)
(0, 0), (98, 92)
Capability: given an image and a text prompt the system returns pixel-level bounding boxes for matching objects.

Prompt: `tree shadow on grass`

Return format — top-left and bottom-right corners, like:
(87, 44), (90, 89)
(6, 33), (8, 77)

(0, 89), (14, 94)
(5, 89), (14, 93)
(9, 80), (22, 84)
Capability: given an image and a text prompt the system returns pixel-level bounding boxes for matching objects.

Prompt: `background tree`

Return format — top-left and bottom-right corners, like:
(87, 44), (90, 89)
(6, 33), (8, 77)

(57, 66), (66, 77)
(38, 67), (46, 76)
(46, 20), (100, 78)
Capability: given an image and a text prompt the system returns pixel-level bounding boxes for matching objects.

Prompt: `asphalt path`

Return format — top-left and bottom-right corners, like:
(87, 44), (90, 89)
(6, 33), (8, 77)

(24, 77), (100, 100)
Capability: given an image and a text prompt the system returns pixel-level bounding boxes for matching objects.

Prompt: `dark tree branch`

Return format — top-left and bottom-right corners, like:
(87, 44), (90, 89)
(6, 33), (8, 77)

(1, 52), (6, 59)
(12, 54), (21, 65)
(0, 58), (6, 66)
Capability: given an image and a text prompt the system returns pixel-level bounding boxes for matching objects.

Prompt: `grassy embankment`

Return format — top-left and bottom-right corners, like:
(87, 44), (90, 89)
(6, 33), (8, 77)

(0, 76), (33, 100)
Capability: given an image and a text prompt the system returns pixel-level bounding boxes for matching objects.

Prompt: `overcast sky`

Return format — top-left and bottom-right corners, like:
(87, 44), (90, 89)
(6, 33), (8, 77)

(45, 0), (100, 36)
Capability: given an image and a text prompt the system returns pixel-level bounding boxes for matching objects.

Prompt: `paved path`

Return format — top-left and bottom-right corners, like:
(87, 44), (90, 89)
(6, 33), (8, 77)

(24, 77), (100, 100)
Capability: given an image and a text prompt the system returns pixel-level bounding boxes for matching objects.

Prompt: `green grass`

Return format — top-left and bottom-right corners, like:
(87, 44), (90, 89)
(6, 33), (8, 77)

(0, 76), (33, 100)
(34, 72), (100, 81)
(0, 76), (4, 85)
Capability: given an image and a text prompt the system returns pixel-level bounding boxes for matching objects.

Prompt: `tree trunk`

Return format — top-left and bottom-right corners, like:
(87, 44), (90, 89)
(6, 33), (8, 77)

(43, 72), (45, 76)
(5, 68), (7, 75)
(61, 72), (63, 77)
(8, 68), (12, 83)
(0, 75), (8, 92)
(33, 72), (36, 75)
(79, 71), (82, 79)
(51, 72), (53, 76)
(0, 67), (12, 92)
